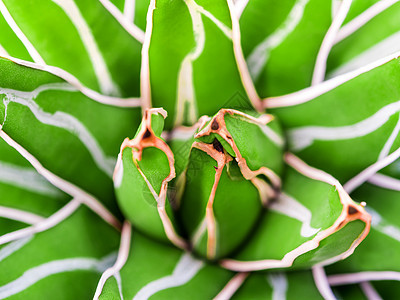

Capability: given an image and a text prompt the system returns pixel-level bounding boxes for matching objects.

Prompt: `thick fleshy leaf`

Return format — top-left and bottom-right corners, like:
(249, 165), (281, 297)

(0, 0), (143, 96)
(0, 206), (119, 300)
(145, 0), (260, 129)
(231, 271), (323, 299)
(109, 0), (150, 31)
(239, 0), (332, 96)
(2, 0), (399, 298)
(0, 138), (69, 236)
(114, 108), (186, 248)
(328, 182), (400, 273)
(0, 57), (141, 212)
(269, 57), (400, 183)
(178, 109), (284, 259)
(180, 146), (262, 259)
(97, 228), (234, 299)
(220, 154), (370, 271)
(323, 181), (400, 299)
(327, 0), (400, 77)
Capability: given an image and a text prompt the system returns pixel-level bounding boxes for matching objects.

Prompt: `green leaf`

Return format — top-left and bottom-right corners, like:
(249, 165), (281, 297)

(269, 57), (400, 183)
(328, 182), (400, 273)
(133, 0), (151, 30)
(0, 0), (143, 96)
(114, 108), (186, 248)
(0, 57), (141, 212)
(327, 1), (400, 77)
(232, 270), (323, 299)
(98, 228), (233, 299)
(0, 138), (70, 237)
(342, 0), (380, 22)
(220, 154), (370, 271)
(180, 146), (262, 259)
(0, 12), (31, 61)
(240, 0), (332, 96)
(0, 137), (69, 215)
(0, 206), (120, 300)
(108, 0), (150, 31)
(178, 109), (284, 259)
(1, 1), (396, 298)
(146, 0), (258, 129)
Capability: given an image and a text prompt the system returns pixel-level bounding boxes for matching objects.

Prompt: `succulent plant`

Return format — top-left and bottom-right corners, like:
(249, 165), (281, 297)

(0, 0), (400, 299)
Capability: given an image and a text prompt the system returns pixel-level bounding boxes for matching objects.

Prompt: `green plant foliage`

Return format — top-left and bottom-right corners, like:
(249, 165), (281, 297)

(240, 0), (333, 96)
(1, 0), (399, 299)
(327, 0), (400, 77)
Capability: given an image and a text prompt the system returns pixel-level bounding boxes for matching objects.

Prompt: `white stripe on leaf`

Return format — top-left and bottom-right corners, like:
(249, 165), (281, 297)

(264, 50), (400, 109)
(227, 0), (263, 111)
(311, 0), (352, 85)
(331, 0), (343, 19)
(175, 0), (234, 126)
(0, 129), (122, 230)
(269, 193), (321, 237)
(0, 54), (141, 107)
(214, 273), (249, 300)
(0, 0), (45, 64)
(330, 31), (400, 78)
(0, 206), (45, 225)
(335, 0), (400, 44)
(266, 272), (289, 300)
(115, 272), (124, 300)
(94, 221), (131, 300)
(132, 253), (204, 300)
(1, 83), (116, 178)
(139, 0), (155, 110)
(221, 154), (371, 272)
(288, 100), (400, 151)
(0, 199), (80, 245)
(0, 161), (63, 197)
(113, 153), (124, 189)
(260, 125), (285, 148)
(360, 282), (383, 300)
(195, 4), (232, 39)
(378, 113), (400, 160)
(368, 173), (400, 191)
(234, 0), (250, 18)
(328, 271), (400, 286)
(344, 146), (400, 193)
(0, 252), (117, 299)
(123, 0), (136, 23)
(98, 0), (145, 43)
(175, 0), (233, 127)
(192, 218), (207, 247)
(312, 266), (336, 300)
(0, 236), (32, 263)
(174, 0), (205, 126)
(366, 206), (400, 242)
(247, 0), (310, 82)
(52, 0), (120, 96)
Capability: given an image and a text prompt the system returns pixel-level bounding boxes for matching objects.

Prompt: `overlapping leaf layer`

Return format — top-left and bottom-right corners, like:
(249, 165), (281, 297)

(1, 0), (399, 299)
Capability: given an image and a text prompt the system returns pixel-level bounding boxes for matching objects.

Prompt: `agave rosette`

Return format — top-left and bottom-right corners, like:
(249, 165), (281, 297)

(0, 0), (400, 299)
